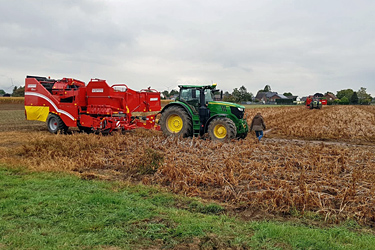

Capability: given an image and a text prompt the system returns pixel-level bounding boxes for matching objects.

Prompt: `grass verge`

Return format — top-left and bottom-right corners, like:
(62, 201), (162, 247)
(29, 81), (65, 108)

(1, 165), (375, 249)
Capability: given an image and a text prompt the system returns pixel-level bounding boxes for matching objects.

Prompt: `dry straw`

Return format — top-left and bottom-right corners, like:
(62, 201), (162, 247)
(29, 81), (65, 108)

(1, 105), (375, 225)
(0, 97), (24, 104)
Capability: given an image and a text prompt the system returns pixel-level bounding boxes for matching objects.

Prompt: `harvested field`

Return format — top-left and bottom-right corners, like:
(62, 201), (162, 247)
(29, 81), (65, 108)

(246, 105), (375, 144)
(0, 97), (24, 104)
(1, 104), (375, 226)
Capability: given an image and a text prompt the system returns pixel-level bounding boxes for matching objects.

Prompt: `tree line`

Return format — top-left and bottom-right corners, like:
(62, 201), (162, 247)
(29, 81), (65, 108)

(334, 87), (372, 105)
(0, 86), (25, 97)
(1, 84), (373, 105)
(161, 84), (373, 105)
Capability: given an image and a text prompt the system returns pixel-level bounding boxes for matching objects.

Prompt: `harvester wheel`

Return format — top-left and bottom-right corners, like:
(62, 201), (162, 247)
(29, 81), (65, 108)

(160, 106), (192, 137)
(78, 123), (92, 134)
(47, 113), (68, 134)
(208, 117), (236, 141)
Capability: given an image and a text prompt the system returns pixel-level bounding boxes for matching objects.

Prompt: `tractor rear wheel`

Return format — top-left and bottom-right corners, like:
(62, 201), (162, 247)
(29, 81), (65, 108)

(47, 114), (68, 134)
(208, 117), (236, 141)
(160, 106), (192, 137)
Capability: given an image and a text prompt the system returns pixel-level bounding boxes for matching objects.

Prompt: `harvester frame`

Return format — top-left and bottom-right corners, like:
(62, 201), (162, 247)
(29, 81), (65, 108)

(24, 76), (161, 134)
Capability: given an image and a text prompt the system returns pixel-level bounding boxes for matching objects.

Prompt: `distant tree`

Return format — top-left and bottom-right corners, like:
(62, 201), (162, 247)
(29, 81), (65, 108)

(263, 85), (271, 92)
(357, 87), (372, 104)
(12, 86), (25, 97)
(333, 99), (340, 105)
(0, 89), (5, 95)
(223, 94), (234, 102)
(222, 86), (254, 103)
(232, 88), (241, 102)
(169, 89), (179, 96)
(258, 84), (271, 93)
(222, 91), (231, 102)
(339, 96), (350, 105)
(350, 91), (359, 104)
(161, 90), (169, 99)
(283, 92), (293, 96)
(336, 89), (354, 100)
(239, 86), (253, 102)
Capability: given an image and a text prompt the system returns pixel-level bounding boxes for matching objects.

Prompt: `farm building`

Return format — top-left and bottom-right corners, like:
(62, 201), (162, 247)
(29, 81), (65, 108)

(324, 93), (338, 101)
(255, 91), (296, 104)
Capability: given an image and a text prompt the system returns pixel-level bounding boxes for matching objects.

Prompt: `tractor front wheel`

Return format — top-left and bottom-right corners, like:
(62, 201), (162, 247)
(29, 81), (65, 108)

(208, 117), (236, 141)
(160, 106), (192, 137)
(237, 131), (248, 139)
(47, 114), (68, 134)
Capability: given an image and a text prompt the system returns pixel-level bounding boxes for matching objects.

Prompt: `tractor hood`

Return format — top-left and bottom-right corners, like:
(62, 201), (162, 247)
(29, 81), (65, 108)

(208, 101), (245, 109)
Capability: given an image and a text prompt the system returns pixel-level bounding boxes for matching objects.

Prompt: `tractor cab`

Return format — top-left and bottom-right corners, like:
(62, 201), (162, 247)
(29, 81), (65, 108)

(178, 84), (218, 111)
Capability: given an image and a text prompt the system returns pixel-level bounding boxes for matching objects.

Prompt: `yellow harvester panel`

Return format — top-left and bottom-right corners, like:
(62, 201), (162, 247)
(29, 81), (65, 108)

(25, 106), (50, 122)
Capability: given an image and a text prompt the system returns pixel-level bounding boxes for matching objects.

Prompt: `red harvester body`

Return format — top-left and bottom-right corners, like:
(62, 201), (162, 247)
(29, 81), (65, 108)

(24, 76), (161, 134)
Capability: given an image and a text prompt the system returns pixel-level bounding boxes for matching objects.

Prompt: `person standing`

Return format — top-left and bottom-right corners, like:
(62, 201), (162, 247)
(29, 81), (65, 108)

(250, 112), (266, 141)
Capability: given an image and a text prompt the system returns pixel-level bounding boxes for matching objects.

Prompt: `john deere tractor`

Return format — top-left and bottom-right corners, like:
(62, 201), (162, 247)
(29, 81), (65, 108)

(160, 84), (248, 141)
(309, 99), (322, 109)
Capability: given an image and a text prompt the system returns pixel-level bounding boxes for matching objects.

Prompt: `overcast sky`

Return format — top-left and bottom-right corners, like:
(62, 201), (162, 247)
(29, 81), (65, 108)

(1, 0), (374, 98)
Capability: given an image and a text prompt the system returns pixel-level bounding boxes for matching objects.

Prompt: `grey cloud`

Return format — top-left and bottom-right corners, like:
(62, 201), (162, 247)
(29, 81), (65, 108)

(0, 0), (374, 97)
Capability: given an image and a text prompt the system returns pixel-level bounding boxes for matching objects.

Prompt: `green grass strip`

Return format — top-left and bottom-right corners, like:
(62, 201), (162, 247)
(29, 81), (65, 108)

(0, 166), (374, 249)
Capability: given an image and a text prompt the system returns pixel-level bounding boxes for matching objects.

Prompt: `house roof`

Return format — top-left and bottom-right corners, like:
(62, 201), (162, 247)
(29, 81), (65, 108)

(268, 93), (288, 99)
(265, 92), (278, 98)
(256, 91), (297, 100)
(255, 91), (279, 100)
(275, 94), (288, 99)
(255, 91), (267, 99)
(287, 95), (298, 99)
(324, 93), (338, 100)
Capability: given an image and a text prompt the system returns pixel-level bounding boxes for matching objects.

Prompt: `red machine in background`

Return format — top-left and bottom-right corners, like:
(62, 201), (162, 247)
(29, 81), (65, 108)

(305, 95), (327, 109)
(24, 76), (161, 134)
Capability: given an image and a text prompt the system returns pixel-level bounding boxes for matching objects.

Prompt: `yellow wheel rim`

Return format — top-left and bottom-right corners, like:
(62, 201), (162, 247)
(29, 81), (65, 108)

(167, 115), (183, 133)
(214, 124), (227, 139)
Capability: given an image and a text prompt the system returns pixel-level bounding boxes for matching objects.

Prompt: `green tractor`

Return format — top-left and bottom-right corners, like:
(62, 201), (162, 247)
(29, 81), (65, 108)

(309, 99), (322, 109)
(160, 84), (248, 141)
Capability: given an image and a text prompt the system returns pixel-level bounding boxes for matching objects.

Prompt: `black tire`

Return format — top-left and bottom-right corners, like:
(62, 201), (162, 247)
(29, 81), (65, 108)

(208, 117), (236, 141)
(160, 106), (192, 137)
(78, 123), (93, 134)
(237, 131), (248, 139)
(46, 114), (68, 134)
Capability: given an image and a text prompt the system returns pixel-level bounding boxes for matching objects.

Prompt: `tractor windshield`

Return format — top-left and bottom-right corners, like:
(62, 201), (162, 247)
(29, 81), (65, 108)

(180, 89), (214, 102)
(179, 88), (215, 107)
(204, 89), (214, 102)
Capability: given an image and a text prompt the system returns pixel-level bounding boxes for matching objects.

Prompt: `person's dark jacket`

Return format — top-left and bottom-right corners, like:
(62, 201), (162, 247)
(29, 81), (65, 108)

(250, 114), (266, 131)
